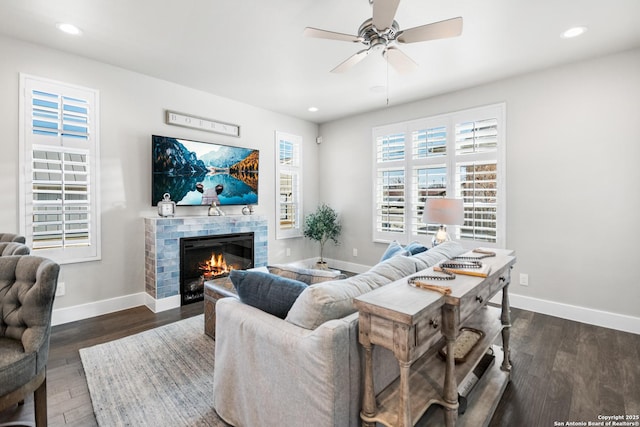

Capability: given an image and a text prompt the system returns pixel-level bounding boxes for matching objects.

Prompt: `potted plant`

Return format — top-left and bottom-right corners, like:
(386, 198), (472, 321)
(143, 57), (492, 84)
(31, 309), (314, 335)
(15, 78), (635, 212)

(303, 203), (342, 269)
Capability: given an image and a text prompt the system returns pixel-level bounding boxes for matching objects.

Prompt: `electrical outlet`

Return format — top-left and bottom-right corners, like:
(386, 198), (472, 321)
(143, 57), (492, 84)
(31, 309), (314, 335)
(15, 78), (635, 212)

(353, 248), (358, 257)
(519, 273), (529, 286)
(56, 281), (66, 296)
(286, 248), (291, 257)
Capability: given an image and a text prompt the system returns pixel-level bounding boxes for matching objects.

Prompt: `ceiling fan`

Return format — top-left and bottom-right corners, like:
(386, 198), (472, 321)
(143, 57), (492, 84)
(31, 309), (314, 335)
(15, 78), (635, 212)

(304, 0), (463, 74)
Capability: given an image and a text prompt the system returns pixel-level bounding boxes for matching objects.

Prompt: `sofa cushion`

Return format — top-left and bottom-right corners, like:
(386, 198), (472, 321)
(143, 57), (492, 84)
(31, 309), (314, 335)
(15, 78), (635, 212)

(230, 270), (307, 319)
(285, 254), (419, 330)
(267, 264), (346, 285)
(412, 241), (466, 271)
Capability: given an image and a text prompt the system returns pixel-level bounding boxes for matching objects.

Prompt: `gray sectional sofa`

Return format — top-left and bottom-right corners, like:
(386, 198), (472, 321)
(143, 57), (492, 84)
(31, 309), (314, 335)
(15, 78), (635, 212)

(212, 241), (466, 427)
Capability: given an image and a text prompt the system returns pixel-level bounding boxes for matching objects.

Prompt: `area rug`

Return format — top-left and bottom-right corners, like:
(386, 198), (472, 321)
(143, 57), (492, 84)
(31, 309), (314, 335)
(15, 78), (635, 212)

(79, 315), (228, 426)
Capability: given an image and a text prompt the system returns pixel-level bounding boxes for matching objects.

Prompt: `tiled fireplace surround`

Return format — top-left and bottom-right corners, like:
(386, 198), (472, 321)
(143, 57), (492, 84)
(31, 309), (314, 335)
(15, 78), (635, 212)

(144, 215), (268, 312)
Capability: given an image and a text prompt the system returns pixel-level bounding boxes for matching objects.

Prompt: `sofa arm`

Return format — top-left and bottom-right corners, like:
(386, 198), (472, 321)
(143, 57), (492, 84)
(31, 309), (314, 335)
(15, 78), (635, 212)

(213, 297), (359, 427)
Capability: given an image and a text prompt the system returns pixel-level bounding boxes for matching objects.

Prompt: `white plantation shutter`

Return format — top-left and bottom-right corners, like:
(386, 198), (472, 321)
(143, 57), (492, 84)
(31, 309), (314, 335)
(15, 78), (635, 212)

(373, 104), (505, 248)
(456, 161), (498, 242)
(411, 165), (447, 236)
(275, 132), (302, 239)
(373, 129), (407, 241)
(376, 168), (405, 234)
(455, 118), (498, 154)
(20, 74), (101, 263)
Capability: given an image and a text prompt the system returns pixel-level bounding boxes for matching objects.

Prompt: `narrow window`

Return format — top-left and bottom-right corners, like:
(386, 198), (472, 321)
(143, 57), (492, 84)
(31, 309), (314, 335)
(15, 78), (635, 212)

(275, 132), (302, 239)
(20, 74), (101, 263)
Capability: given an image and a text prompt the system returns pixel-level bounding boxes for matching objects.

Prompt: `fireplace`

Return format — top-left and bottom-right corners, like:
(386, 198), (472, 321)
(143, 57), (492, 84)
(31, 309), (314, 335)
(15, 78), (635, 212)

(180, 232), (254, 305)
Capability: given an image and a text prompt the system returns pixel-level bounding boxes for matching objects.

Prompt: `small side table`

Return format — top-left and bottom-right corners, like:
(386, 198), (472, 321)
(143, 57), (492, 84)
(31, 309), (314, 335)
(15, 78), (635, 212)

(204, 278), (238, 338)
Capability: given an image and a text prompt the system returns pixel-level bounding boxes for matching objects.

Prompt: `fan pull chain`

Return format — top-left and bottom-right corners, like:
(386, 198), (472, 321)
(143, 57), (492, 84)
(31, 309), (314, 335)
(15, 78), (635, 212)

(386, 58), (390, 106)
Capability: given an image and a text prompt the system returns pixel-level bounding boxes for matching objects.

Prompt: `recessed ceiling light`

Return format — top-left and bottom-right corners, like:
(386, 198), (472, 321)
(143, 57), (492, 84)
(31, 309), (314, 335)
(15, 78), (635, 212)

(561, 26), (587, 39)
(308, 107), (319, 112)
(56, 23), (82, 35)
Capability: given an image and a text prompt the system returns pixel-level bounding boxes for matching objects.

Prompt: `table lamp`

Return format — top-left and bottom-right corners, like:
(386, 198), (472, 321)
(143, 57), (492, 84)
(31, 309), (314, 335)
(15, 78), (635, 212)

(422, 198), (464, 246)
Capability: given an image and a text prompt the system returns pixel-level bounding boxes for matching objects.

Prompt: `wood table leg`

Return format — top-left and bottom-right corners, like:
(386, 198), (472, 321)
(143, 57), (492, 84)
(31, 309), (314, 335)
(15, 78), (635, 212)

(500, 278), (512, 372)
(442, 338), (459, 427)
(441, 303), (459, 427)
(359, 312), (376, 427)
(398, 361), (412, 427)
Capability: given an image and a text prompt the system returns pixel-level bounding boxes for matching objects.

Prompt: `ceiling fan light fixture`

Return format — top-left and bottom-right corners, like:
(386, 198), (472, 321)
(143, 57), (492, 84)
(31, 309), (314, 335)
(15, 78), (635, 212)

(56, 23), (82, 35)
(561, 26), (587, 39)
(305, 1), (462, 73)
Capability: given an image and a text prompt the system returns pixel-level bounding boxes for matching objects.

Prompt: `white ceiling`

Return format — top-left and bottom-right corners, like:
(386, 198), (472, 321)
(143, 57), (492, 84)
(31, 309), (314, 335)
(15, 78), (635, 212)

(1, 0), (639, 123)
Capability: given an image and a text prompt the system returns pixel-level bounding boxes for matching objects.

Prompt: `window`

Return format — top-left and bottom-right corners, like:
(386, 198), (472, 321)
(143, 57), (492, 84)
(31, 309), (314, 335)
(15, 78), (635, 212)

(19, 74), (101, 264)
(275, 131), (302, 239)
(372, 104), (506, 248)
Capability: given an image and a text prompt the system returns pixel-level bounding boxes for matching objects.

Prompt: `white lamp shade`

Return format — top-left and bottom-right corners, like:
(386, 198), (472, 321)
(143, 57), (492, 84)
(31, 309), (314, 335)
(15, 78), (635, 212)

(422, 198), (464, 225)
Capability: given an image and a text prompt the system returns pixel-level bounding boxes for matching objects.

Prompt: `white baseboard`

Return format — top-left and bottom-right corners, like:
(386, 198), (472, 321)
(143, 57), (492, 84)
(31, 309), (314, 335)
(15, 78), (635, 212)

(144, 294), (181, 313)
(491, 292), (640, 335)
(52, 292), (147, 326)
(52, 292), (184, 326)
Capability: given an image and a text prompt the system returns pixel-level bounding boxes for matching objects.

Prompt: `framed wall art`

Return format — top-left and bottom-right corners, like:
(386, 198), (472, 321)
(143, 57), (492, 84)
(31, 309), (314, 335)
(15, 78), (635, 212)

(165, 110), (240, 137)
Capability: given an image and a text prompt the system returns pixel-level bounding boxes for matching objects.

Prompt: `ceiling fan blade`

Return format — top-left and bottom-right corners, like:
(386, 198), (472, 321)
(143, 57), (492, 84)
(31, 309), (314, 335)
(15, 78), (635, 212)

(383, 46), (418, 74)
(331, 49), (370, 73)
(372, 0), (401, 31)
(304, 27), (360, 43)
(397, 17), (463, 44)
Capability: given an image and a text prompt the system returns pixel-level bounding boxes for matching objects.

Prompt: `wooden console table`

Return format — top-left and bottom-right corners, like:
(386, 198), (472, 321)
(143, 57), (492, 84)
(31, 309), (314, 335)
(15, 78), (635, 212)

(354, 249), (516, 427)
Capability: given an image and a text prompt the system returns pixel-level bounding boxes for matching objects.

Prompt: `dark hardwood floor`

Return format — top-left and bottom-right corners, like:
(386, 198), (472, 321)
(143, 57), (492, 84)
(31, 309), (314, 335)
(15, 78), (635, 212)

(0, 302), (203, 427)
(1, 303), (638, 426)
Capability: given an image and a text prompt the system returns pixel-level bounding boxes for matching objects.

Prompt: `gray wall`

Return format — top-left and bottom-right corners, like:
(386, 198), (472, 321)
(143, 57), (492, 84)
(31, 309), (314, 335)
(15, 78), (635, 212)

(2, 32), (638, 325)
(318, 48), (640, 320)
(0, 35), (319, 311)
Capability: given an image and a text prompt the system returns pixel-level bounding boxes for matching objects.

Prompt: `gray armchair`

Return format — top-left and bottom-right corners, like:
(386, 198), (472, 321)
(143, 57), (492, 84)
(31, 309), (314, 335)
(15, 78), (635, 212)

(0, 234), (26, 244)
(0, 255), (60, 426)
(0, 242), (31, 256)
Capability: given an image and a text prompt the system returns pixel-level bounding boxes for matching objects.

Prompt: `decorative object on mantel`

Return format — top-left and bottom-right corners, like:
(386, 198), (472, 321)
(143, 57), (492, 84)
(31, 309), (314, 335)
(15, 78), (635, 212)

(208, 202), (224, 216)
(165, 110), (240, 137)
(241, 205), (255, 215)
(157, 193), (176, 217)
(422, 197), (464, 246)
(303, 204), (341, 270)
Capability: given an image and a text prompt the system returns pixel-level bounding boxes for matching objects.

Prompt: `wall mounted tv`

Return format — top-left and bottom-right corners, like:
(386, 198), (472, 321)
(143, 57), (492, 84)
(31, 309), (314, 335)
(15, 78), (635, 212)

(152, 135), (259, 206)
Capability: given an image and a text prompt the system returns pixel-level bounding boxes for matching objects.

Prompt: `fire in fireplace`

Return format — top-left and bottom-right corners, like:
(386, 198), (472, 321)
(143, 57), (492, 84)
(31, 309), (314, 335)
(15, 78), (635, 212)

(200, 253), (231, 279)
(180, 232), (254, 305)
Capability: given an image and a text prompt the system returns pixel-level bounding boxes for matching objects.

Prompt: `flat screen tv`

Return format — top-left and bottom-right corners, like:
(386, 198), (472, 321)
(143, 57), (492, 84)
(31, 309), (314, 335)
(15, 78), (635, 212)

(152, 135), (259, 206)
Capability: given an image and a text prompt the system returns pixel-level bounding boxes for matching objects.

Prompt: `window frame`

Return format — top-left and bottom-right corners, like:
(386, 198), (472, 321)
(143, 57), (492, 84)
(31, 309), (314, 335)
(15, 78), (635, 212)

(275, 131), (303, 239)
(19, 74), (101, 264)
(372, 103), (506, 249)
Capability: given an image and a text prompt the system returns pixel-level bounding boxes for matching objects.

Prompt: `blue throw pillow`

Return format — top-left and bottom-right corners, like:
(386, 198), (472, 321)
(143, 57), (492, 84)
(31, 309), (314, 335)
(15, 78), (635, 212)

(379, 240), (410, 262)
(405, 241), (428, 255)
(230, 270), (308, 319)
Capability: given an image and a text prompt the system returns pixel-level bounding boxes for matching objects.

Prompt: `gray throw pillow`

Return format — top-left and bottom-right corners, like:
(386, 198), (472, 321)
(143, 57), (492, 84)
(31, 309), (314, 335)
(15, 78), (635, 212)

(230, 270), (307, 319)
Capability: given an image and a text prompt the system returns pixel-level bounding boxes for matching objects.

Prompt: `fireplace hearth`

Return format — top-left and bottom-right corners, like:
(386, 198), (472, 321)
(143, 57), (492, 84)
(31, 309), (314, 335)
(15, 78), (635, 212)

(180, 232), (254, 305)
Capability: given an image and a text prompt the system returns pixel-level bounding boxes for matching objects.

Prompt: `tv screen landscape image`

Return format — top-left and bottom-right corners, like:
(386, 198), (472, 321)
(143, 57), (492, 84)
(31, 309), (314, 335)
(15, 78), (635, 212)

(152, 135), (259, 206)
